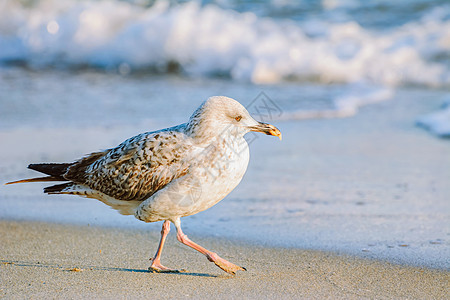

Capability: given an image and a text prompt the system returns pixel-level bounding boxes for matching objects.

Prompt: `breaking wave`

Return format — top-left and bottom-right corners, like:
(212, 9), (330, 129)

(1, 0), (449, 86)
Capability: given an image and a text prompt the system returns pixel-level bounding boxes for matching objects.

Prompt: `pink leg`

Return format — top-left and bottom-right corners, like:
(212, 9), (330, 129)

(173, 218), (246, 275)
(149, 221), (181, 273)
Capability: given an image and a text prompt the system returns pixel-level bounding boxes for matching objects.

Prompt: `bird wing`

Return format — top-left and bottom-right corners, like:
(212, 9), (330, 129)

(64, 128), (193, 201)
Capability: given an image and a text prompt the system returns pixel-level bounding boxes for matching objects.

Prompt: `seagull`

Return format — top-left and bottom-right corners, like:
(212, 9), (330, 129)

(6, 96), (281, 275)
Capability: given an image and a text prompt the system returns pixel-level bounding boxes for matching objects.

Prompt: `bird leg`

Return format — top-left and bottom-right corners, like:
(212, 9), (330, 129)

(173, 218), (246, 275)
(149, 220), (182, 273)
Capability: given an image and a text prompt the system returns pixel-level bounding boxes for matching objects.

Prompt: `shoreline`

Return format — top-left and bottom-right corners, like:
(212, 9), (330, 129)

(3, 214), (449, 273)
(1, 220), (448, 298)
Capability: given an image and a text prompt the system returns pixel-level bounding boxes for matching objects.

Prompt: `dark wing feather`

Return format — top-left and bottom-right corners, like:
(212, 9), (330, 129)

(64, 129), (192, 201)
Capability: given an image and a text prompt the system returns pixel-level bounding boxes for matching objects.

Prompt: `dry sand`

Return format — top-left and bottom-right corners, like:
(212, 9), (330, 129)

(1, 220), (448, 299)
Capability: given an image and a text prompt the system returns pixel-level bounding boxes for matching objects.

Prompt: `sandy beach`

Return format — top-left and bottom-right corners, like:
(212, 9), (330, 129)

(1, 1), (450, 298)
(1, 86), (450, 298)
(1, 220), (448, 299)
(1, 87), (449, 298)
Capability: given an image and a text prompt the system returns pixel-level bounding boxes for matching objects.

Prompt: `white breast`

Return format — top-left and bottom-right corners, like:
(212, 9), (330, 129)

(136, 135), (250, 223)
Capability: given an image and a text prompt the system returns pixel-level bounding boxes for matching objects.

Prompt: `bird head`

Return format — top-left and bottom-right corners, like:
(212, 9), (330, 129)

(187, 96), (282, 141)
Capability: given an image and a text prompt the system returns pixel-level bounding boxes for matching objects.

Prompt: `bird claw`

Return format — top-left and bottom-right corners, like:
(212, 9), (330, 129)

(212, 259), (246, 275)
(148, 258), (186, 273)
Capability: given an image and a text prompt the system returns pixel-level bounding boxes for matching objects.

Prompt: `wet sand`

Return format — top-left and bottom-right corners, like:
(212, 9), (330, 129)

(1, 220), (448, 299)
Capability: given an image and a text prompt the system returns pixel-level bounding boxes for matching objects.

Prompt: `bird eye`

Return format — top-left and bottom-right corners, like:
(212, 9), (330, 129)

(235, 116), (242, 122)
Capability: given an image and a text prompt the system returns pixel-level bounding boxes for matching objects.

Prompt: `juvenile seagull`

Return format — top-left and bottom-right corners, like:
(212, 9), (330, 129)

(7, 96), (281, 275)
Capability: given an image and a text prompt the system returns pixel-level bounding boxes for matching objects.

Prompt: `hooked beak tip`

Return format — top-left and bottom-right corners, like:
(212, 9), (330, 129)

(269, 128), (282, 140)
(250, 122), (282, 140)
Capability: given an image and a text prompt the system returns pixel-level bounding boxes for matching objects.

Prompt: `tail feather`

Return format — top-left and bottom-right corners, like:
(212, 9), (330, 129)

(5, 162), (73, 185)
(28, 163), (72, 177)
(5, 176), (67, 185)
(44, 182), (74, 194)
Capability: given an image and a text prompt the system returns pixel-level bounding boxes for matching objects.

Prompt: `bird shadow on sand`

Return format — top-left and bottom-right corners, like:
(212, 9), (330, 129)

(1, 260), (217, 278)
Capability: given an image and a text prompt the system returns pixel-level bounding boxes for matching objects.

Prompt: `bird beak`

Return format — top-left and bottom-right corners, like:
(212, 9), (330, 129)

(249, 122), (282, 140)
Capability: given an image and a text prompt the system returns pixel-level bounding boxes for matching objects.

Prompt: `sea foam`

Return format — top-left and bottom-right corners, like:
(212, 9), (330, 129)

(0, 0), (449, 86)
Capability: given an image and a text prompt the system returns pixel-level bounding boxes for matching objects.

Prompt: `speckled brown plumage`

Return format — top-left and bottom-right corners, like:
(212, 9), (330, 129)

(63, 127), (192, 201)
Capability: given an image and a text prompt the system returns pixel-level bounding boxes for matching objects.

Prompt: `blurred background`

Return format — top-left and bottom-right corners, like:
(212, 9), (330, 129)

(1, 0), (449, 131)
(0, 0), (449, 269)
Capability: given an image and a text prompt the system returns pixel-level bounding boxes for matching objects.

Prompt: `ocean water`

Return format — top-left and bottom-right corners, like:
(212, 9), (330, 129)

(1, 0), (449, 269)
(2, 0), (450, 87)
(1, 0), (449, 131)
